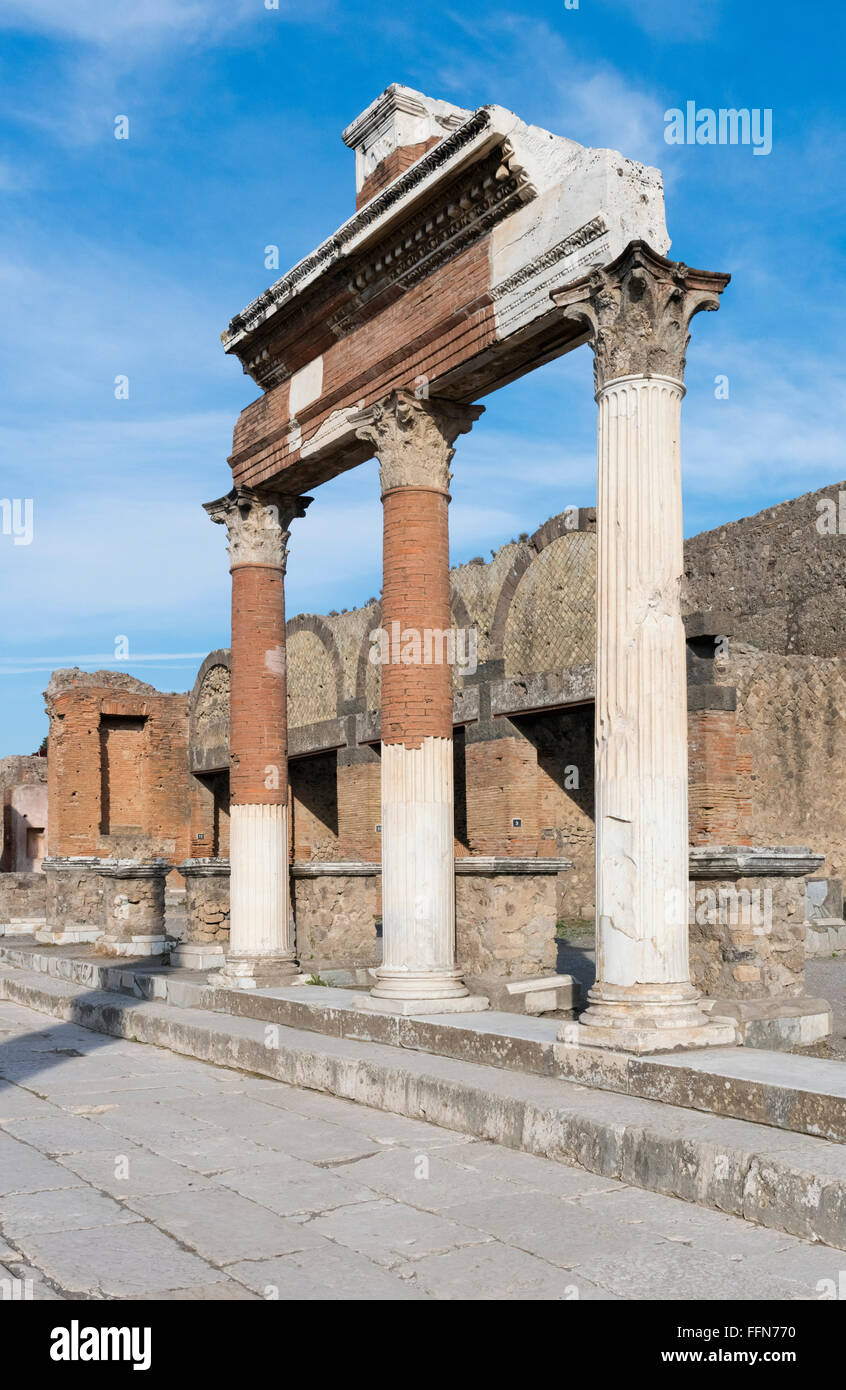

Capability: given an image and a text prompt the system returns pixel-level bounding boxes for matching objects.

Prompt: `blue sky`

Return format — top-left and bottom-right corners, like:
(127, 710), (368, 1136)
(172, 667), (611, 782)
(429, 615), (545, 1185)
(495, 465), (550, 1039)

(1, 0), (844, 754)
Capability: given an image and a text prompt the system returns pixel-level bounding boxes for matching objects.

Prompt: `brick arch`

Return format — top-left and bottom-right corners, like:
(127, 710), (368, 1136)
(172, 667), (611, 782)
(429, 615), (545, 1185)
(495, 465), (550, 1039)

(355, 602), (382, 710)
(285, 614), (344, 728)
(450, 590), (472, 632)
(489, 510), (595, 665)
(503, 531), (596, 678)
(188, 649), (231, 774)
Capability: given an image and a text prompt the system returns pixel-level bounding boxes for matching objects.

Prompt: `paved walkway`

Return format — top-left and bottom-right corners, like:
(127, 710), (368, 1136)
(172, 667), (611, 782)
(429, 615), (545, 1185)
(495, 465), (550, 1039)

(0, 997), (841, 1301)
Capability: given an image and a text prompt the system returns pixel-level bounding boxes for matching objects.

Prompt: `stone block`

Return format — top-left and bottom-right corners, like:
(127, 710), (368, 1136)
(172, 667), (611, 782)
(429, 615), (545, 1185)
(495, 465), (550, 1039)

(505, 974), (576, 1014)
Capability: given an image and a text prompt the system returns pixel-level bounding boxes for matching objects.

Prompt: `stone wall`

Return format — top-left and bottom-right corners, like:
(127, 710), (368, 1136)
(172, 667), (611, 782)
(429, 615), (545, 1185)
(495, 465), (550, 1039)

(455, 867), (560, 1001)
(292, 867), (382, 972)
(99, 865), (167, 945)
(44, 860), (103, 932)
(182, 864), (230, 946)
(689, 875), (806, 1000)
(683, 481), (846, 657)
(725, 646), (846, 879)
(0, 872), (46, 928)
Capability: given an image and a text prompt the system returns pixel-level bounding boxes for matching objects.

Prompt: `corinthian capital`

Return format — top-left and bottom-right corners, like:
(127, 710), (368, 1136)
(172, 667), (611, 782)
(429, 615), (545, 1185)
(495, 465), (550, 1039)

(551, 240), (730, 393)
(203, 487), (312, 570)
(353, 390), (484, 494)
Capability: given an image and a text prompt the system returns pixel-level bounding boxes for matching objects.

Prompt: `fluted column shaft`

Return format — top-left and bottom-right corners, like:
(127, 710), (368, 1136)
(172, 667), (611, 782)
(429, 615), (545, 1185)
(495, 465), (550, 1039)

(552, 240), (735, 1050)
(593, 375), (691, 992)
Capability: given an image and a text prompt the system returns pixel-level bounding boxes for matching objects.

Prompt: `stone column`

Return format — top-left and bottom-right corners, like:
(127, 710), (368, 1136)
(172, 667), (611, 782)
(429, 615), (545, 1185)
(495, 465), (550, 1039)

(552, 242), (735, 1052)
(351, 390), (487, 1014)
(203, 487), (310, 989)
(99, 860), (169, 957)
(171, 859), (230, 970)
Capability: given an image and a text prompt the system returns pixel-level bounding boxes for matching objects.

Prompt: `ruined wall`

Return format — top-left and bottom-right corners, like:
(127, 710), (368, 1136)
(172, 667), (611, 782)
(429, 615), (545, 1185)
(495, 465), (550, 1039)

(1, 755), (48, 872)
(46, 670), (192, 866)
(725, 645), (846, 879)
(683, 481), (846, 657)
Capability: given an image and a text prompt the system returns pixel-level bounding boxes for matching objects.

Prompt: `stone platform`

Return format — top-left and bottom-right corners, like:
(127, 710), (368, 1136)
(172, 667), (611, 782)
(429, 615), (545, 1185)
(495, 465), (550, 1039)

(2, 938), (846, 1141)
(5, 949), (846, 1251)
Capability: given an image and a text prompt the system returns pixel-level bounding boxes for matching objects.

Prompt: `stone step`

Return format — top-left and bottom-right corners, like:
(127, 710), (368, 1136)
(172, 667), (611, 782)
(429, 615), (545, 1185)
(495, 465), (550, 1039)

(3, 962), (846, 1251)
(2, 939), (846, 1150)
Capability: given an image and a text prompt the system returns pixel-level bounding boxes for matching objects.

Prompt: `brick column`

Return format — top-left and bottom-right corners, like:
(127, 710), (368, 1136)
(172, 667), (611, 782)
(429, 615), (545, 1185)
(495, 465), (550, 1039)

(352, 390), (488, 1014)
(203, 487), (310, 989)
(552, 242), (735, 1052)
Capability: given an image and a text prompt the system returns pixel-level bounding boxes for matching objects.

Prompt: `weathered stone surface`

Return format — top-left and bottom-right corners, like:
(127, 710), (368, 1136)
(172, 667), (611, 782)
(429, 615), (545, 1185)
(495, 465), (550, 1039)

(0, 872), (46, 927)
(43, 858), (104, 932)
(180, 859), (230, 946)
(456, 870), (558, 991)
(98, 862), (168, 945)
(689, 871), (809, 1000)
(293, 868), (381, 972)
(6, 965), (846, 1254)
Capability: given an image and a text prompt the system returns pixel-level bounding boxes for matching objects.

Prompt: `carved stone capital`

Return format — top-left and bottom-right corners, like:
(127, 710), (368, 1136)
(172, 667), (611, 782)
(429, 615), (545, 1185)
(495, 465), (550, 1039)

(353, 390), (484, 494)
(551, 240), (730, 393)
(203, 487), (312, 570)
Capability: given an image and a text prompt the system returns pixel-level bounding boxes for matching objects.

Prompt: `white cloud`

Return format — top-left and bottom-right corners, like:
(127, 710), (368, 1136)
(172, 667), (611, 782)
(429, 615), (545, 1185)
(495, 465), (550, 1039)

(600, 0), (723, 42)
(433, 12), (666, 166)
(0, 0), (263, 47)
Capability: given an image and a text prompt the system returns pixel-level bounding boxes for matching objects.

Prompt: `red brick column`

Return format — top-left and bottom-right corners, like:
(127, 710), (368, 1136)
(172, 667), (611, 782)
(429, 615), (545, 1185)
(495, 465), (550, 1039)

(381, 483), (453, 747)
(203, 487), (310, 988)
(230, 563), (288, 806)
(352, 391), (486, 1013)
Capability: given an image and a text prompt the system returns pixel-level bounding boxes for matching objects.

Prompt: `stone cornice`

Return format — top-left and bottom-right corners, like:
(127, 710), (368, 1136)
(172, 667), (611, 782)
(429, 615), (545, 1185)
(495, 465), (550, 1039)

(550, 240), (730, 392)
(203, 487), (312, 571)
(689, 846), (825, 879)
(179, 859), (231, 878)
(222, 105), (510, 354)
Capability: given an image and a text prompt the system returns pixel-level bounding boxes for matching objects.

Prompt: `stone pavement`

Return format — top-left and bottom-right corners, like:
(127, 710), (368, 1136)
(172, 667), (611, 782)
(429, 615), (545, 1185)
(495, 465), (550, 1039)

(0, 997), (843, 1302)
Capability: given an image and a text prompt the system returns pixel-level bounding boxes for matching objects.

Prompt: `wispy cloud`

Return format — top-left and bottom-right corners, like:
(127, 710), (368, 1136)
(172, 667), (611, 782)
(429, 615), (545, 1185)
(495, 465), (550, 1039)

(0, 0), (269, 47)
(431, 12), (667, 165)
(599, 0), (725, 42)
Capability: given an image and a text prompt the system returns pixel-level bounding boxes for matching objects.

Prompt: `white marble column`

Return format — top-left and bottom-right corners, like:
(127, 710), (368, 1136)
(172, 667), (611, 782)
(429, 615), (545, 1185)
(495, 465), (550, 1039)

(552, 242), (735, 1052)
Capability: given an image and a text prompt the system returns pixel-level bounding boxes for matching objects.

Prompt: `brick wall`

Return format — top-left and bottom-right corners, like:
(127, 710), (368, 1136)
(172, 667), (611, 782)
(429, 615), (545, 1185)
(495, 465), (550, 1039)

(727, 646), (846, 878)
(230, 235), (495, 492)
(687, 707), (743, 845)
(45, 671), (191, 864)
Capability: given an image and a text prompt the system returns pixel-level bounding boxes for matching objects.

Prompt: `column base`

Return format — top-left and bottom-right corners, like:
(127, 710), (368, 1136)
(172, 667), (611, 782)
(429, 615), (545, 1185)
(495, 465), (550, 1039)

(561, 981), (736, 1054)
(208, 954), (299, 991)
(35, 927), (103, 946)
(351, 991), (490, 1017)
(97, 934), (170, 958)
(170, 942), (226, 971)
